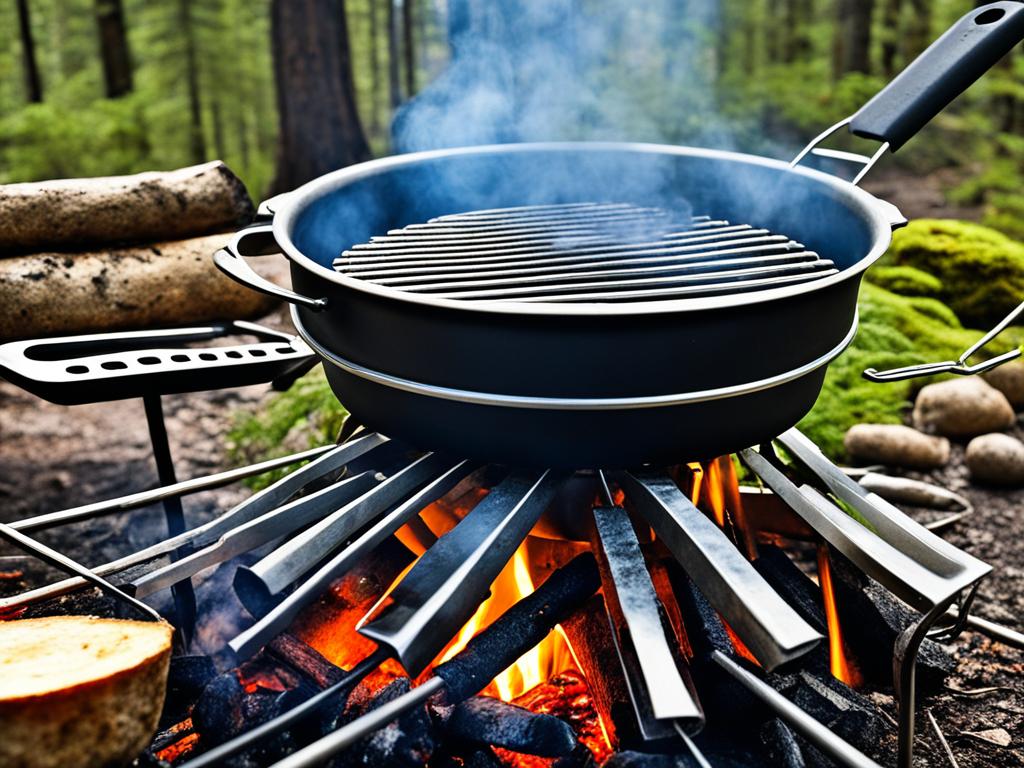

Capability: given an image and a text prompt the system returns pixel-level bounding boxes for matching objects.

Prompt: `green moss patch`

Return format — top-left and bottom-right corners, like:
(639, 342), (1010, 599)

(884, 219), (1024, 328)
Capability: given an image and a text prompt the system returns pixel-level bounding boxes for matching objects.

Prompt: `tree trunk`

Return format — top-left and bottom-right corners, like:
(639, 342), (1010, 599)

(15, 0), (43, 103)
(269, 0), (371, 195)
(402, 0), (415, 97)
(388, 0), (402, 107)
(904, 0), (931, 62)
(832, 0), (875, 79)
(369, 0), (382, 133)
(177, 0), (207, 164)
(94, 0), (133, 97)
(879, 0), (902, 77)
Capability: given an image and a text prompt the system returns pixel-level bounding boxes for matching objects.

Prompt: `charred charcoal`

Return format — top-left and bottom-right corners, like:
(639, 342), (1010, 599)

(267, 633), (346, 688)
(829, 551), (954, 693)
(751, 546), (831, 678)
(161, 655), (216, 726)
(775, 670), (890, 761)
(332, 675), (435, 768)
(434, 553), (600, 705)
(600, 751), (692, 767)
(759, 719), (805, 768)
(752, 546), (827, 635)
(441, 695), (577, 758)
(191, 672), (248, 742)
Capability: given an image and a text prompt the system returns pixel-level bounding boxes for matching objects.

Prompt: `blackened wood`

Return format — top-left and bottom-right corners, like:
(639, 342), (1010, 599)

(829, 551), (954, 693)
(94, 0), (133, 97)
(601, 751), (685, 767)
(760, 719), (806, 768)
(336, 675), (435, 767)
(752, 546), (827, 636)
(560, 595), (631, 749)
(776, 670), (889, 762)
(269, 0), (371, 195)
(433, 552), (600, 704)
(161, 655), (216, 726)
(442, 695), (576, 757)
(267, 634), (345, 689)
(15, 0), (42, 103)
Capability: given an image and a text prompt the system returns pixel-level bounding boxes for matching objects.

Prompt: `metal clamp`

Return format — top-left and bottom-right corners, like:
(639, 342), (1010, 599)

(863, 297), (1024, 383)
(791, 118), (891, 187)
(213, 224), (327, 311)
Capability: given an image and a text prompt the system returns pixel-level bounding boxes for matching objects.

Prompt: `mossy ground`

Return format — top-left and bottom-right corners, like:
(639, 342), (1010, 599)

(230, 220), (1024, 467)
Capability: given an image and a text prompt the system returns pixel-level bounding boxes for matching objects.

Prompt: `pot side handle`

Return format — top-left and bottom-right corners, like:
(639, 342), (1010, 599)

(213, 223), (328, 311)
(850, 2), (1024, 152)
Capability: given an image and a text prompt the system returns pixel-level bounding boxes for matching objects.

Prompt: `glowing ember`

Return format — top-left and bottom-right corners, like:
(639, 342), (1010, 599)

(817, 545), (863, 687)
(155, 728), (199, 764)
(511, 670), (612, 765)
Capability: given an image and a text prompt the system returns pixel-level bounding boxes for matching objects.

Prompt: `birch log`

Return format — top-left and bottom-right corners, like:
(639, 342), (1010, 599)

(0, 162), (254, 254)
(0, 234), (278, 340)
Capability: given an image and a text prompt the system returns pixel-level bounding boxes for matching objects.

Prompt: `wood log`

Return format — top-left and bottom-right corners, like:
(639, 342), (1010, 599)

(0, 616), (173, 768)
(0, 234), (279, 341)
(441, 695), (577, 757)
(0, 162), (254, 254)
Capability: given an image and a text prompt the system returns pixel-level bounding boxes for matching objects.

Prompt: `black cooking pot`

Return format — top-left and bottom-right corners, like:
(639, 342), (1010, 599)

(216, 3), (1024, 468)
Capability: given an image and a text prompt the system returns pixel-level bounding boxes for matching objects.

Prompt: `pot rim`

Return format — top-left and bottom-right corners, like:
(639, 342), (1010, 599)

(293, 305), (858, 409)
(273, 141), (901, 317)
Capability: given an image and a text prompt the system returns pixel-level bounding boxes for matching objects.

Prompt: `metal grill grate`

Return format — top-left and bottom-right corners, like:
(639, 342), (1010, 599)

(333, 202), (837, 303)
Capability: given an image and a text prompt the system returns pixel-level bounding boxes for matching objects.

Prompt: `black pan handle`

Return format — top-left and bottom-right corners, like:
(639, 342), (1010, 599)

(213, 223), (328, 311)
(850, 2), (1024, 151)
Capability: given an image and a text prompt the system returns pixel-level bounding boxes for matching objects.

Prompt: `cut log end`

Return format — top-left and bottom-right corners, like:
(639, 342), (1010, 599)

(0, 616), (173, 768)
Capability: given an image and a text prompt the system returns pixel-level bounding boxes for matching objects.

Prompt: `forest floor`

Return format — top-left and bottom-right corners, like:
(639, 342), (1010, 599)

(0, 169), (1019, 767)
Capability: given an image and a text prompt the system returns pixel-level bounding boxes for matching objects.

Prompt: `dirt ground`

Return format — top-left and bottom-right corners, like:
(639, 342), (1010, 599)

(0, 171), (1020, 767)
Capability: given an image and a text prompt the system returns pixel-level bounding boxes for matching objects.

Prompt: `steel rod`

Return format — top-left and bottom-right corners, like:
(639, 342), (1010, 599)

(0, 522), (163, 623)
(10, 446), (335, 533)
(712, 651), (880, 768)
(267, 677), (446, 768)
(180, 647), (389, 768)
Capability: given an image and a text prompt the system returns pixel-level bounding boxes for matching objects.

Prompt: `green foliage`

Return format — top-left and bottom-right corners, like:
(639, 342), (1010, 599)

(227, 367), (347, 488)
(864, 265), (943, 298)
(884, 219), (1024, 327)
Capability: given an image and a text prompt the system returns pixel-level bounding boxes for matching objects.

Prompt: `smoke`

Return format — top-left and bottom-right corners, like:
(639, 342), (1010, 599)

(393, 0), (728, 153)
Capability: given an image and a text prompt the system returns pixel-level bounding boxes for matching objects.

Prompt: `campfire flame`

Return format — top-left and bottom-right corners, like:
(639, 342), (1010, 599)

(817, 545), (862, 687)
(436, 543), (577, 702)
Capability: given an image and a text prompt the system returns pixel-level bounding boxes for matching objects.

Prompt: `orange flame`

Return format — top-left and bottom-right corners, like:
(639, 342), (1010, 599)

(817, 545), (862, 687)
(686, 462), (704, 506)
(702, 459), (727, 528)
(436, 543), (576, 701)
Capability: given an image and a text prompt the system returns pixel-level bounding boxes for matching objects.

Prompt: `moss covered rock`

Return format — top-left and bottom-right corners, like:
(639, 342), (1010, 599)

(797, 282), (1014, 459)
(864, 265), (942, 297)
(884, 219), (1024, 327)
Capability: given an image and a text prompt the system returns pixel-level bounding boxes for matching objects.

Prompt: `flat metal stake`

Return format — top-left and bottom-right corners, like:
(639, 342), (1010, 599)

(142, 393), (196, 647)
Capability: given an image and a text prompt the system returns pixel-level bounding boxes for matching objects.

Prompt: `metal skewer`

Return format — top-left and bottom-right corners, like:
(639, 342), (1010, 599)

(0, 522), (162, 623)
(593, 472), (711, 765)
(9, 445), (336, 533)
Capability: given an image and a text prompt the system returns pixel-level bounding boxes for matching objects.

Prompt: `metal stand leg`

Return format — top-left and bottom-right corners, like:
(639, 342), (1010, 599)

(894, 587), (978, 768)
(142, 394), (197, 648)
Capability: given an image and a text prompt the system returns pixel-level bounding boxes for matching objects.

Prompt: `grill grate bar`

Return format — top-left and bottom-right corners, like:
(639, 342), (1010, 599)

(348, 224), (741, 257)
(340, 224), (755, 263)
(508, 269), (840, 303)
(398, 207), (685, 235)
(334, 203), (829, 304)
(386, 252), (830, 293)
(358, 242), (810, 285)
(422, 258), (836, 300)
